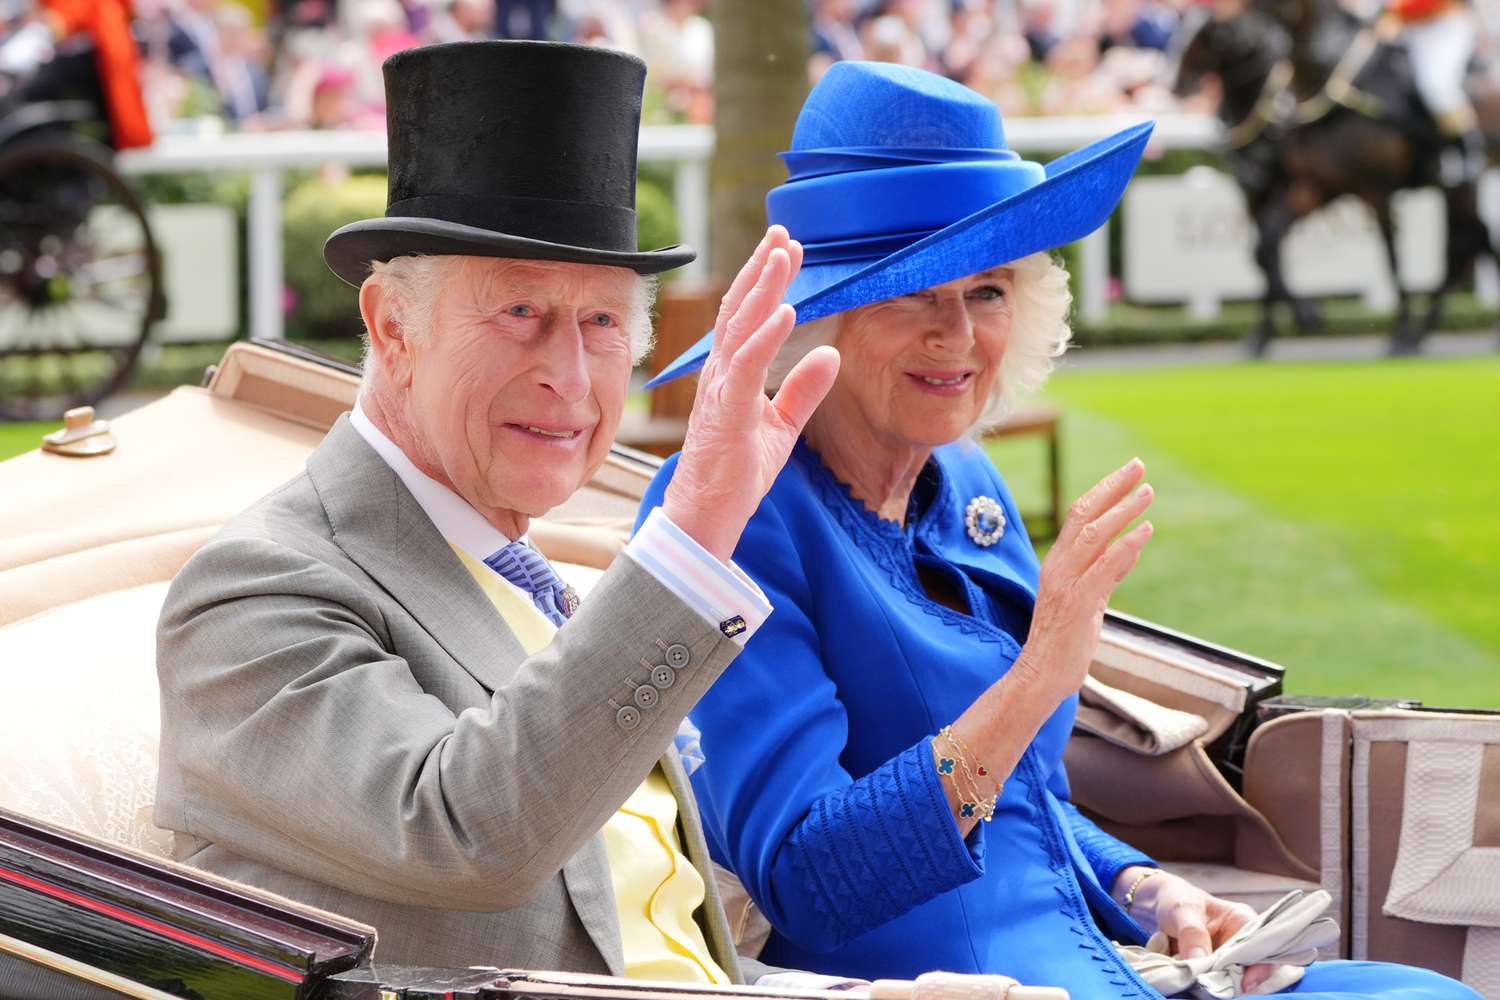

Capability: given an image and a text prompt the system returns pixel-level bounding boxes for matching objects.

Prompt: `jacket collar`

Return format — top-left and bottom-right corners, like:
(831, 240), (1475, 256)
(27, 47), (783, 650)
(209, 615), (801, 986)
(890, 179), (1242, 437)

(305, 415), (527, 692)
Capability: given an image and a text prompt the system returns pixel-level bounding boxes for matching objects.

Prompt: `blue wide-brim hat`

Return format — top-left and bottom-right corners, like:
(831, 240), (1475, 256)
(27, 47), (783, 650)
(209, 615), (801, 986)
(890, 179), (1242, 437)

(646, 61), (1153, 388)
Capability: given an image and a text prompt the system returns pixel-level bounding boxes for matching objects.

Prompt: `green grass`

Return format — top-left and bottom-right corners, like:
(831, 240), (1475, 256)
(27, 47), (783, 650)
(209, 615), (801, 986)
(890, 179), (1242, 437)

(0, 422), (49, 462)
(987, 355), (1500, 708)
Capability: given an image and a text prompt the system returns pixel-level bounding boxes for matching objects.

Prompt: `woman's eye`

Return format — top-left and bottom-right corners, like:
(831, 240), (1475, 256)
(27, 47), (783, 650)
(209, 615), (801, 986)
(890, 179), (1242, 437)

(507, 303), (535, 318)
(971, 285), (1006, 301)
(589, 312), (615, 328)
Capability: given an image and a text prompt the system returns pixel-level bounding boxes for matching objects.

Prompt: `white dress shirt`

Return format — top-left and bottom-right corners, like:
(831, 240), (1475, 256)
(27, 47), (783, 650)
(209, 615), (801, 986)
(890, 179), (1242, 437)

(348, 401), (770, 643)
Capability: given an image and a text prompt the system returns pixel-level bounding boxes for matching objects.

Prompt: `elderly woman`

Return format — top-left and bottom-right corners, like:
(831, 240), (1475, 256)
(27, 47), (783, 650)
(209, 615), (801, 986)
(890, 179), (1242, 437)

(637, 63), (1479, 1000)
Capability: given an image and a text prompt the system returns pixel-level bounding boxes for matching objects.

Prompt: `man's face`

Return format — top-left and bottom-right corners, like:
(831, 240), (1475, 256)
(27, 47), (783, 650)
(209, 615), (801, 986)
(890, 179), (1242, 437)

(402, 257), (639, 521)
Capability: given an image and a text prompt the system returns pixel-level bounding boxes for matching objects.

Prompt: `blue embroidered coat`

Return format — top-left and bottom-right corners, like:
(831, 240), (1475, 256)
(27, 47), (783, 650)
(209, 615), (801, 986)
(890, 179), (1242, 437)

(636, 438), (1158, 992)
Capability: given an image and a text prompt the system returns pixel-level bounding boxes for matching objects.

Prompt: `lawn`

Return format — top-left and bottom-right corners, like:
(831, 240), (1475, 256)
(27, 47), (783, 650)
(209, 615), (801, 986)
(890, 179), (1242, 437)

(987, 354), (1500, 708)
(0, 422), (48, 463)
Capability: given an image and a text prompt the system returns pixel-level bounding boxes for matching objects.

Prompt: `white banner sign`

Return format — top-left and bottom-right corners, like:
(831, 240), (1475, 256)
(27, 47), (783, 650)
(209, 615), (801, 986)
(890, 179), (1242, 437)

(1122, 167), (1448, 314)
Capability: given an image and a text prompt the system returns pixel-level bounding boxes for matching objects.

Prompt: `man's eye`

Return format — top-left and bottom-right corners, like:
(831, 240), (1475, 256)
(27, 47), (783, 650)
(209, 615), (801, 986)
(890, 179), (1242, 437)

(507, 304), (535, 318)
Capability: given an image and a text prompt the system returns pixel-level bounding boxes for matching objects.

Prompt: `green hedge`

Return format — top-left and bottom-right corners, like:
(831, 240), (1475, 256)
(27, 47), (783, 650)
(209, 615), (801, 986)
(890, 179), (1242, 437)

(280, 172), (680, 341)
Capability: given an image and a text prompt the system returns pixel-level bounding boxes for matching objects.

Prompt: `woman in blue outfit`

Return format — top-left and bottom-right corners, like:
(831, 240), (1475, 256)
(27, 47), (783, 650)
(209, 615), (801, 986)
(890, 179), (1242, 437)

(638, 61), (1480, 1000)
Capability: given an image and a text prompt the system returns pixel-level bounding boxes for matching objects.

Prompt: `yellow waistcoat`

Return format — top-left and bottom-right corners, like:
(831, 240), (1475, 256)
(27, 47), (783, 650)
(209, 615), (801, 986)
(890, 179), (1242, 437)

(450, 544), (729, 984)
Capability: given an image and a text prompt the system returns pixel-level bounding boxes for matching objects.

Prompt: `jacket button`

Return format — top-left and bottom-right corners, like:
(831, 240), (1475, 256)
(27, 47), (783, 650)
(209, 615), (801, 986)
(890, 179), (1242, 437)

(650, 665), (676, 689)
(665, 644), (690, 669)
(616, 705), (641, 730)
(633, 685), (659, 709)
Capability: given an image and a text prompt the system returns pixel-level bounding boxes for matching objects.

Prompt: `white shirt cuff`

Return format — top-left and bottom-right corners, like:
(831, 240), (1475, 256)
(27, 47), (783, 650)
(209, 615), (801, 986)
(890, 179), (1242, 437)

(623, 507), (773, 645)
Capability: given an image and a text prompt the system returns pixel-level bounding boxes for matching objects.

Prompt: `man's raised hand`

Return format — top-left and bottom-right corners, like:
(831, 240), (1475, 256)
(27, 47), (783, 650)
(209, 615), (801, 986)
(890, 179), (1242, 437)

(661, 225), (841, 561)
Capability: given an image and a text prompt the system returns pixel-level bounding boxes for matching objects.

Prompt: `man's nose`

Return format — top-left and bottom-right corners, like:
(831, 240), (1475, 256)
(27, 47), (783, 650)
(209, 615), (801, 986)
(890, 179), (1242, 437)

(535, 315), (591, 403)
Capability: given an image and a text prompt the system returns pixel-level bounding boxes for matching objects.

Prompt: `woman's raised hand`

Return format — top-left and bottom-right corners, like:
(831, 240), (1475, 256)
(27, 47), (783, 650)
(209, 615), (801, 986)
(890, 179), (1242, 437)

(661, 226), (842, 562)
(1014, 458), (1155, 706)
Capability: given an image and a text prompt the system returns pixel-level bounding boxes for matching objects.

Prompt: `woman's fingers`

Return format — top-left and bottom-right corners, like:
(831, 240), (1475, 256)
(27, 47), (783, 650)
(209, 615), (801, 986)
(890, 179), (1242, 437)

(1056, 458), (1146, 552)
(1081, 519), (1153, 597)
(1065, 482), (1154, 572)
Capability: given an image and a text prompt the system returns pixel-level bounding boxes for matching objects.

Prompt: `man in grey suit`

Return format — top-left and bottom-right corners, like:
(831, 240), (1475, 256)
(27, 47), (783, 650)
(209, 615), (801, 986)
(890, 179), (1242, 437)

(154, 41), (840, 982)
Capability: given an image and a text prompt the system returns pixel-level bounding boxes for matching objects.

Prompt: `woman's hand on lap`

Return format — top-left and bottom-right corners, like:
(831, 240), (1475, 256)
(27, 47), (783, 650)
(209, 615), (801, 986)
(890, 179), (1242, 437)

(1116, 867), (1275, 992)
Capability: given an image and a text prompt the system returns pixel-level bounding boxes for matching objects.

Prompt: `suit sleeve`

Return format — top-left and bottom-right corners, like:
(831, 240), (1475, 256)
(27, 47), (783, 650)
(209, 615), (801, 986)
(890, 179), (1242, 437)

(155, 530), (738, 912)
(636, 460), (984, 954)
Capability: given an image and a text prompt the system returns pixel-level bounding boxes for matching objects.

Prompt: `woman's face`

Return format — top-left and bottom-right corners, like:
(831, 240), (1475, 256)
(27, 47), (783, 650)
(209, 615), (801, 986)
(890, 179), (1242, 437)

(826, 267), (1014, 449)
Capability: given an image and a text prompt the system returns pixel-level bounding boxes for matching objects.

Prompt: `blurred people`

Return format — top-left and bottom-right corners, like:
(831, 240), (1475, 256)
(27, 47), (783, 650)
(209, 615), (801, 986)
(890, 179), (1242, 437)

(429, 0), (497, 43)
(496, 0), (553, 38)
(1382, 0), (1485, 188)
(809, 0), (864, 82)
(639, 0), (712, 122)
(8, 0), (153, 148)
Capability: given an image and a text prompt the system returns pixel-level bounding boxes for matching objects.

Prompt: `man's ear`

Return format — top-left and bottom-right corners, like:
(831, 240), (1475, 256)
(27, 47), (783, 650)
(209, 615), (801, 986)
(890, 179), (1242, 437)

(359, 275), (414, 391)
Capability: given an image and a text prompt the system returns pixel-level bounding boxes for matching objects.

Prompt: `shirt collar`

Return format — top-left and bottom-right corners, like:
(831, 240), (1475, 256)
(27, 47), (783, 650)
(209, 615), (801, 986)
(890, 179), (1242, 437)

(349, 399), (523, 563)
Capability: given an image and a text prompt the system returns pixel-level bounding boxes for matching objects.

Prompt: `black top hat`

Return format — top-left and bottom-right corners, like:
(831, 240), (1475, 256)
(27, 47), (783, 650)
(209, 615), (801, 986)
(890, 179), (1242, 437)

(323, 41), (695, 286)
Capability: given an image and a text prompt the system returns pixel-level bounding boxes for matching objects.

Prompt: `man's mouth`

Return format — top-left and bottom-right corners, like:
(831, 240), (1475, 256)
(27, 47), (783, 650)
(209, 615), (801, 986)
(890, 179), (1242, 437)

(504, 422), (585, 441)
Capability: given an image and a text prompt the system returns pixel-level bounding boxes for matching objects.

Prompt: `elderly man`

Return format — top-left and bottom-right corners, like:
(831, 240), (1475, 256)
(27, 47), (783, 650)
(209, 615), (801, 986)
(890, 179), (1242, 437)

(154, 41), (838, 981)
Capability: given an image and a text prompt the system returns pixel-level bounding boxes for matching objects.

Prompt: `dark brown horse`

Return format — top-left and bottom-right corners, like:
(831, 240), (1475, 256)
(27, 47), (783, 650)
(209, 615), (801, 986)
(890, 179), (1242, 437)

(1168, 2), (1498, 356)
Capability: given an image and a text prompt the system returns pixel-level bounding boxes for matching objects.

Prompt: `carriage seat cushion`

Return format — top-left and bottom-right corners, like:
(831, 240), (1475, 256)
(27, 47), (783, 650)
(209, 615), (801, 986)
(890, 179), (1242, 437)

(0, 559), (608, 860)
(0, 581), (176, 857)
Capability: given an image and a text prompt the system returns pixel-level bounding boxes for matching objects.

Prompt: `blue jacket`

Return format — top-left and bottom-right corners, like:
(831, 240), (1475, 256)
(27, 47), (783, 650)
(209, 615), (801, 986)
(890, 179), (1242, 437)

(637, 438), (1158, 993)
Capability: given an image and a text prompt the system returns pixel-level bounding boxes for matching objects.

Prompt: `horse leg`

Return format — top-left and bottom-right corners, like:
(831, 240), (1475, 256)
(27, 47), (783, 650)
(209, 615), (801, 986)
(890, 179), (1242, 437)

(1426, 181), (1492, 347)
(1372, 201), (1421, 355)
(1251, 202), (1298, 358)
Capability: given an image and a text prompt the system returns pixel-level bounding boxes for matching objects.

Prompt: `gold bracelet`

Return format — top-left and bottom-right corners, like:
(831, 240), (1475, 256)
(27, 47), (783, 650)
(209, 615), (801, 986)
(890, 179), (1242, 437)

(935, 726), (1001, 822)
(1122, 867), (1165, 912)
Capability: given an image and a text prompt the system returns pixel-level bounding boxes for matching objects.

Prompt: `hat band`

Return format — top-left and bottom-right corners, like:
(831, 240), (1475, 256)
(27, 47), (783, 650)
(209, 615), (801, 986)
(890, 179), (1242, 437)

(387, 194), (638, 253)
(766, 158), (1046, 247)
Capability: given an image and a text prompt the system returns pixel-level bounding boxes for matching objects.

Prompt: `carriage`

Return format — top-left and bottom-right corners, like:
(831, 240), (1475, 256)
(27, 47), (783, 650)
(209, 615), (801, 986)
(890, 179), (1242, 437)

(0, 341), (1496, 999)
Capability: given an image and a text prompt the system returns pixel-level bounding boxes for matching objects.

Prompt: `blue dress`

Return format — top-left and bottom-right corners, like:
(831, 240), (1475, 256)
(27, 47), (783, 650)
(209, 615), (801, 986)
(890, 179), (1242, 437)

(637, 438), (1480, 1000)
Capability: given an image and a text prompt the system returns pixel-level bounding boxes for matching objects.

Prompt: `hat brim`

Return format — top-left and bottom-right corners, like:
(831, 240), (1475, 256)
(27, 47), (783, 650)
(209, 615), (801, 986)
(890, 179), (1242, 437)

(324, 217), (697, 286)
(645, 120), (1153, 389)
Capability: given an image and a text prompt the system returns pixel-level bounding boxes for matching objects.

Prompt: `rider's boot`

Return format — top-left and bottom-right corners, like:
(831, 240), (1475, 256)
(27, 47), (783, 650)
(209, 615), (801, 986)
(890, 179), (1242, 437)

(1435, 104), (1487, 190)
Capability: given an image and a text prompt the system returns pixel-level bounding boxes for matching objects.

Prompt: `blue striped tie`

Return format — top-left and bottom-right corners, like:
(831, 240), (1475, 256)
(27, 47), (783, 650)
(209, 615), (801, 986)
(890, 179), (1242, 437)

(483, 541), (575, 627)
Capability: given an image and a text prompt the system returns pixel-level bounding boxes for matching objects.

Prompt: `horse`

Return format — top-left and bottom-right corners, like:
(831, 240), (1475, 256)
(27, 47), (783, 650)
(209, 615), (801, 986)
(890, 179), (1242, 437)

(1167, 2), (1499, 356)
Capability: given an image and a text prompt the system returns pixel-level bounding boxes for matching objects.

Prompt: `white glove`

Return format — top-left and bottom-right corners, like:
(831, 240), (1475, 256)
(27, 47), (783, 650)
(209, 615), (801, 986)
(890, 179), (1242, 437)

(1115, 889), (1341, 999)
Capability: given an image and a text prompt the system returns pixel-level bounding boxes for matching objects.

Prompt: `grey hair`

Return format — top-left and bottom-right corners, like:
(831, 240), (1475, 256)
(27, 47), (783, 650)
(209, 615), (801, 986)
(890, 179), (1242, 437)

(358, 255), (659, 392)
(764, 251), (1073, 433)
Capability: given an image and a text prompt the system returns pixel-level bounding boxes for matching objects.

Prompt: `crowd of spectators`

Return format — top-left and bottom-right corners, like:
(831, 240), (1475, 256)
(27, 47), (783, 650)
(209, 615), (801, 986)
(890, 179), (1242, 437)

(0, 0), (1245, 135)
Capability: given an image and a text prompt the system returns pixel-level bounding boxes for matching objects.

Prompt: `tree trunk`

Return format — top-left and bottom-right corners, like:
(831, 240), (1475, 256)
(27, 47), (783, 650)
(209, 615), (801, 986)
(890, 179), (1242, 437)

(707, 0), (809, 281)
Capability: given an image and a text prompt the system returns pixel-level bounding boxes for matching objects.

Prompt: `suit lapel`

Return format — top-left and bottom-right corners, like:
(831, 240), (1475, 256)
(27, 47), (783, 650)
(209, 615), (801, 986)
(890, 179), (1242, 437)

(306, 416), (527, 693)
(659, 748), (745, 984)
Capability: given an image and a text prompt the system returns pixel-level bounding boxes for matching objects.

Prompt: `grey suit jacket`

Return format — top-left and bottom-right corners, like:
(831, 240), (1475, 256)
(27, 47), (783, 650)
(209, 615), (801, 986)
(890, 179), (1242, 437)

(154, 417), (752, 980)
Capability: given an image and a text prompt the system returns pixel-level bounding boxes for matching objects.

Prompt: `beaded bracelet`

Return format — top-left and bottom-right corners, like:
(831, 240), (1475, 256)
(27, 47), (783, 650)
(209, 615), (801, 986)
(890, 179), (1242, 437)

(1122, 867), (1165, 912)
(935, 726), (1001, 822)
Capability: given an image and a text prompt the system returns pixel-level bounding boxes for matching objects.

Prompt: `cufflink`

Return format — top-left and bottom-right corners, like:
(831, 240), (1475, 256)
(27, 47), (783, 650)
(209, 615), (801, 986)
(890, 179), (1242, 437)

(719, 616), (746, 638)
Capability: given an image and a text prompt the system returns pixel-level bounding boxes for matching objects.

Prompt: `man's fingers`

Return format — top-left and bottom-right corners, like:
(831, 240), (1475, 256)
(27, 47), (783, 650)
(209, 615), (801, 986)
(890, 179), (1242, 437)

(770, 345), (841, 437)
(1056, 458), (1146, 549)
(715, 226), (787, 339)
(722, 248), (793, 360)
(723, 302), (797, 404)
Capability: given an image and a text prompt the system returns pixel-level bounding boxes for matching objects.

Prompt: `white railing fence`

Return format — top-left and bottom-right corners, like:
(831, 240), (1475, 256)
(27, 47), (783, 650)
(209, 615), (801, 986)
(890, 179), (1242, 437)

(117, 116), (1221, 343)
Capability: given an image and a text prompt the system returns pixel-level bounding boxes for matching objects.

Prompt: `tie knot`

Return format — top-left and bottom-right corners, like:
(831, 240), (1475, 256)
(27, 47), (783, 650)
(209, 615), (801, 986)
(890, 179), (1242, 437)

(483, 541), (577, 626)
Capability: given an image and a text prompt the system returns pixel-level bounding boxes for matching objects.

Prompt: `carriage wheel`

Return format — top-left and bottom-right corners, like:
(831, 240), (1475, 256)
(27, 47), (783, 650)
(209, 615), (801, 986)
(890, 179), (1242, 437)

(0, 136), (163, 422)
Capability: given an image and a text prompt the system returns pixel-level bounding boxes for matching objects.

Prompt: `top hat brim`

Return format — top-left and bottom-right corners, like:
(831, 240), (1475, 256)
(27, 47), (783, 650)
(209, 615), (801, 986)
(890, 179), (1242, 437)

(324, 217), (697, 287)
(645, 121), (1153, 389)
